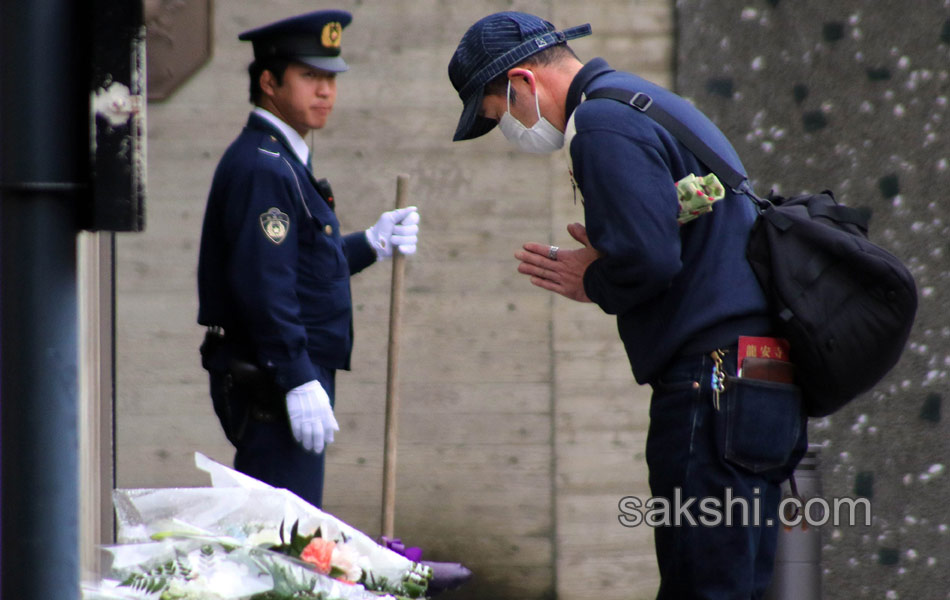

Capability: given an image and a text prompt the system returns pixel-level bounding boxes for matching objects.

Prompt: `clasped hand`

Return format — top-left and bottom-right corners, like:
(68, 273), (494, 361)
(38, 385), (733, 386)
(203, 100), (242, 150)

(514, 223), (602, 303)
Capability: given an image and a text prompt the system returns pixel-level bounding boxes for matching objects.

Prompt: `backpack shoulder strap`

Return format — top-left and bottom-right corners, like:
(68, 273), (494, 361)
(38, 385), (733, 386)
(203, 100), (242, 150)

(585, 87), (751, 195)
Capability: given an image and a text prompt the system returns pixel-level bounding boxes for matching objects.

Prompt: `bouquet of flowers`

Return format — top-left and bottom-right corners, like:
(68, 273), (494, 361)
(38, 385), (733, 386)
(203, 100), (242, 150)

(83, 535), (390, 600)
(82, 454), (432, 600)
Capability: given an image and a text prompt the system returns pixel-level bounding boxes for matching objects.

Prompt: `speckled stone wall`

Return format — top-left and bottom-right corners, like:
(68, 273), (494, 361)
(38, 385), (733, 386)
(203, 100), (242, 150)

(676, 1), (949, 598)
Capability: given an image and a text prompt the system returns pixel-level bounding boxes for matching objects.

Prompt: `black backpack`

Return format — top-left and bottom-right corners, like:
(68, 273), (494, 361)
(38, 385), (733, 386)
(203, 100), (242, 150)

(586, 88), (918, 416)
(744, 190), (917, 415)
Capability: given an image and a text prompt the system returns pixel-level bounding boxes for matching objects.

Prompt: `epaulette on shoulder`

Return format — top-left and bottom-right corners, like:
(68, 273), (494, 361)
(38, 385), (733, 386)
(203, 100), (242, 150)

(256, 134), (284, 159)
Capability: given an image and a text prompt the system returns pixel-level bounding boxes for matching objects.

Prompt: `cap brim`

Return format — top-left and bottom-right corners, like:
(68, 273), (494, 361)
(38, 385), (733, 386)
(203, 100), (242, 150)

(297, 55), (349, 73)
(453, 87), (497, 141)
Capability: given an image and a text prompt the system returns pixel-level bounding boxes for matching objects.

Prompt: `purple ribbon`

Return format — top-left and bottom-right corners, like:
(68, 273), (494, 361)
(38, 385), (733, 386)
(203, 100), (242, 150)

(380, 536), (423, 562)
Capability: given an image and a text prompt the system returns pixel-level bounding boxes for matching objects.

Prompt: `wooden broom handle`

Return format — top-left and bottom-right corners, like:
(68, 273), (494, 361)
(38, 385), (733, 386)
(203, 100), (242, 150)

(381, 173), (409, 539)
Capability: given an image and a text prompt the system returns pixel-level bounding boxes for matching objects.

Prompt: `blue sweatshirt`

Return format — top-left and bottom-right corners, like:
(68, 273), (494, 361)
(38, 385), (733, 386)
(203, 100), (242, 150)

(567, 59), (771, 384)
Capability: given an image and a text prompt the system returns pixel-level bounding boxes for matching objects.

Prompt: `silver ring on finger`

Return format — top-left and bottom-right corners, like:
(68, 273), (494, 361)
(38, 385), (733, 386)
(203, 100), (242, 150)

(548, 245), (559, 260)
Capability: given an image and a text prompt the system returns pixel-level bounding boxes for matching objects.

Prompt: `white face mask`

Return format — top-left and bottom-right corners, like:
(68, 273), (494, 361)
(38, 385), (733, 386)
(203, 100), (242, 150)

(498, 76), (565, 154)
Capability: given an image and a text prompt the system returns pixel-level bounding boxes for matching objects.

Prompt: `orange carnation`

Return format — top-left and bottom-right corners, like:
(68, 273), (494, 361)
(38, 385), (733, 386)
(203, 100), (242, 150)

(300, 537), (336, 574)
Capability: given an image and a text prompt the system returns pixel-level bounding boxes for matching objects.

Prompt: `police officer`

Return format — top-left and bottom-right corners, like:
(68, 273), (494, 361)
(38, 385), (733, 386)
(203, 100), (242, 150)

(198, 9), (420, 509)
(448, 12), (806, 600)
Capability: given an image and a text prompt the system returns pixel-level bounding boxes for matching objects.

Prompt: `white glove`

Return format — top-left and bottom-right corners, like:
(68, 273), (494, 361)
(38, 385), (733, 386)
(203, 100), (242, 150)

(285, 380), (339, 454)
(366, 206), (420, 260)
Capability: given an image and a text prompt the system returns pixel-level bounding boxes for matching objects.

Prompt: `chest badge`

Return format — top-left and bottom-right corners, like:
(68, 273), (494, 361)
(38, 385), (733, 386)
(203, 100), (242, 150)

(260, 207), (290, 244)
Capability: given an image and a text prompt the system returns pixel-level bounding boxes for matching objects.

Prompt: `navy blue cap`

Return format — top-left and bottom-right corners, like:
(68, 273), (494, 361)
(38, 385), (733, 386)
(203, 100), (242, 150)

(239, 10), (352, 73)
(448, 12), (591, 141)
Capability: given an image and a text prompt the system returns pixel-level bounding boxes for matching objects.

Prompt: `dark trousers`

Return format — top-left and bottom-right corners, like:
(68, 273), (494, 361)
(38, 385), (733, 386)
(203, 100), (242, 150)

(646, 348), (807, 600)
(208, 363), (336, 509)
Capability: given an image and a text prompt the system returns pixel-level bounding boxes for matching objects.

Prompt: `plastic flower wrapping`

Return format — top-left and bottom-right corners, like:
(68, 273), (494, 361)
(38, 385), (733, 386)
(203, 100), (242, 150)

(82, 453), (432, 600)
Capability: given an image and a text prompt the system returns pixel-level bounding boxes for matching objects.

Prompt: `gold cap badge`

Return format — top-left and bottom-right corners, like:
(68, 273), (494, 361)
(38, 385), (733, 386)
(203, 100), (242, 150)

(321, 22), (343, 49)
(260, 207), (290, 244)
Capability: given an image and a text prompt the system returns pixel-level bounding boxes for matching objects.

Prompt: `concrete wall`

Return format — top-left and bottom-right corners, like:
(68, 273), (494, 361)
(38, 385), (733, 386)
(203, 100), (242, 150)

(677, 2), (950, 598)
(119, 2), (672, 599)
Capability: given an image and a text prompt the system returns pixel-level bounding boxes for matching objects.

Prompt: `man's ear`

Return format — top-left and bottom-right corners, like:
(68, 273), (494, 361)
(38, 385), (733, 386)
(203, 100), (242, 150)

(259, 69), (277, 97)
(507, 68), (537, 94)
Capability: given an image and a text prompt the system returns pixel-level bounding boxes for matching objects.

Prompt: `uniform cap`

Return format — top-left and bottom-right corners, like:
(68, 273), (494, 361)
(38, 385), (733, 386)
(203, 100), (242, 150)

(239, 10), (352, 73)
(448, 12), (591, 141)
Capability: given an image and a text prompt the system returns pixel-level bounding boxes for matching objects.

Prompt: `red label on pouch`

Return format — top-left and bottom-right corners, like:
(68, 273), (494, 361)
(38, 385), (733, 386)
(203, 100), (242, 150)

(738, 336), (790, 372)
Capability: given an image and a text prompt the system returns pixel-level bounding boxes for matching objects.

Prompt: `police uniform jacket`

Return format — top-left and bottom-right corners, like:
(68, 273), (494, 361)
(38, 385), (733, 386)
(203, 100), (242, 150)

(198, 112), (376, 391)
(565, 59), (772, 384)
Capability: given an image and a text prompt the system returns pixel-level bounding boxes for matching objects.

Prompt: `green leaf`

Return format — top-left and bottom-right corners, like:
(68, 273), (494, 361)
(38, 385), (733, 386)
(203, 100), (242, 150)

(328, 566), (348, 579)
(120, 571), (168, 594)
(402, 581), (427, 598)
(290, 520), (300, 542)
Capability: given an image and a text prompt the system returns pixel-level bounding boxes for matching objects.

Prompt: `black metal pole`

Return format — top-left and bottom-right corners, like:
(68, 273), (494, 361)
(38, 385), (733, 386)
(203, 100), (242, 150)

(0, 0), (88, 597)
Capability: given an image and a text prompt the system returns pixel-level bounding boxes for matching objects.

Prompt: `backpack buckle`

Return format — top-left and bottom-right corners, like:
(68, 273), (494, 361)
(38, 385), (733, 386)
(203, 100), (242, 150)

(629, 92), (653, 112)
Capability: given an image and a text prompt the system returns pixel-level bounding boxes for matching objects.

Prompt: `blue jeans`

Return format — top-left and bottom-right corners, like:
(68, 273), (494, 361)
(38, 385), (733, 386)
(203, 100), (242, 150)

(646, 348), (807, 600)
